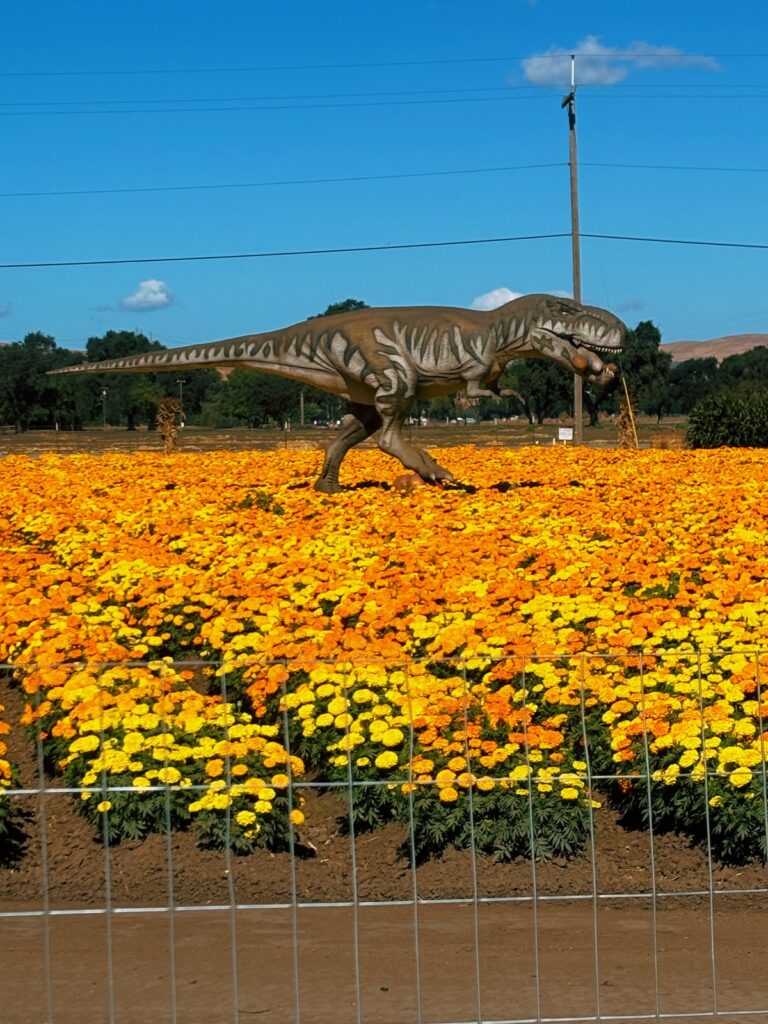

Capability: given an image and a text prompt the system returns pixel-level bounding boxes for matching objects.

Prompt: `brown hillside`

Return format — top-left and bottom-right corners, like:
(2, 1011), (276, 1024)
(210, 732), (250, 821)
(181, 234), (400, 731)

(661, 333), (768, 363)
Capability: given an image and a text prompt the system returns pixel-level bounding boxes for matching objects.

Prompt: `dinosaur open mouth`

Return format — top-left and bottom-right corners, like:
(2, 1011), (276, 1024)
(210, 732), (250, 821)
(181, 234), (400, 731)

(580, 342), (621, 353)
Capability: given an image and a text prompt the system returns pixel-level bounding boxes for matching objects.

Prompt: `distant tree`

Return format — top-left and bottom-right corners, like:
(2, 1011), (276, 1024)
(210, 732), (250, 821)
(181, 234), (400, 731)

(586, 320), (672, 424)
(313, 298), (369, 318)
(502, 360), (573, 424)
(86, 330), (166, 430)
(0, 332), (77, 431)
(667, 357), (720, 415)
(207, 370), (303, 427)
(717, 346), (768, 391)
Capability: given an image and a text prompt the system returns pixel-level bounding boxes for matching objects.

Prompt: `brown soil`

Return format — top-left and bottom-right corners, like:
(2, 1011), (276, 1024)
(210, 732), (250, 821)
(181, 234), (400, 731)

(3, 682), (768, 1023)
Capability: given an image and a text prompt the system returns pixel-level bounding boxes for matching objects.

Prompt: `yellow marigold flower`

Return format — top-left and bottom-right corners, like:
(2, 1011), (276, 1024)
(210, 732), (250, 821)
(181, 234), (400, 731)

(271, 773), (290, 788)
(327, 696), (348, 716)
(96, 800), (112, 813)
(290, 809), (305, 826)
(254, 800), (272, 813)
(381, 727), (405, 748)
(122, 732), (144, 754)
(205, 758), (224, 778)
(132, 776), (151, 788)
(315, 713), (333, 728)
(476, 776), (495, 792)
(235, 810), (257, 826)
(560, 787), (579, 801)
(157, 767), (182, 784)
(729, 766), (752, 788)
(375, 751), (399, 770)
(439, 786), (459, 803)
(70, 734), (100, 754)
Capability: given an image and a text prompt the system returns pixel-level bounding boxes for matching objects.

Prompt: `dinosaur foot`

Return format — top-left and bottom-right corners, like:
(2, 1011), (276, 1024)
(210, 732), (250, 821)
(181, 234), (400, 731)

(393, 472), (456, 494)
(313, 477), (343, 494)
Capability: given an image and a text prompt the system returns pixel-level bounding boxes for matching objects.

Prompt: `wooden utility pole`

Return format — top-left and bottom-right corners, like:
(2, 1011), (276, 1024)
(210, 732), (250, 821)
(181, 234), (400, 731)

(562, 55), (583, 442)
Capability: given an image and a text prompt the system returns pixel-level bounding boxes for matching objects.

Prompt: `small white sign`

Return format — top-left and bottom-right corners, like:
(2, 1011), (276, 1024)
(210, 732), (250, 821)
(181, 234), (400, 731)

(558, 427), (574, 442)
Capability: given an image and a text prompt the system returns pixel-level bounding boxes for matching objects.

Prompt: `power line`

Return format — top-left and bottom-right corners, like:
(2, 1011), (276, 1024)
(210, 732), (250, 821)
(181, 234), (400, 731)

(584, 161), (768, 174)
(0, 233), (572, 270)
(0, 95), (555, 116)
(6, 81), (762, 109)
(1, 160), (764, 202)
(4, 156), (766, 205)
(2, 91), (767, 118)
(2, 230), (768, 272)
(0, 163), (566, 200)
(583, 232), (768, 250)
(1, 52), (766, 78)
(4, 83), (764, 108)
(0, 86), (535, 106)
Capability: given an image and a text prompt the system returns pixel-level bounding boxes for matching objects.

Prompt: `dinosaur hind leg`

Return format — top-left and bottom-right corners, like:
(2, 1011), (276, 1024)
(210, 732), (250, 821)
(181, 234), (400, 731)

(314, 403), (383, 493)
(374, 393), (453, 483)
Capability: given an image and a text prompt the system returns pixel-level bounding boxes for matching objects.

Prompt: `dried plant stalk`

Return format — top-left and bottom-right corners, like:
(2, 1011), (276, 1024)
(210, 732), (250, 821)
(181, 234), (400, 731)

(157, 397), (181, 454)
(617, 378), (639, 449)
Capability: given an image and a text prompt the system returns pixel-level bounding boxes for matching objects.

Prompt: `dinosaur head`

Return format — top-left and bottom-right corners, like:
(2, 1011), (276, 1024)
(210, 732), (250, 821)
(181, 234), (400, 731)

(521, 295), (626, 381)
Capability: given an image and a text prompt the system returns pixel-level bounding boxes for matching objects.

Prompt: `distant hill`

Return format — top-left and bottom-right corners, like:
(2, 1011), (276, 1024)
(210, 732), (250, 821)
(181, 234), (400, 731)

(662, 334), (768, 363)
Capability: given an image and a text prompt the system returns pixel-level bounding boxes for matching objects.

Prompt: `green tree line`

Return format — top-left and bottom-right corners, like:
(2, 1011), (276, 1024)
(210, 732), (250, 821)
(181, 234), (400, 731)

(1, 305), (763, 431)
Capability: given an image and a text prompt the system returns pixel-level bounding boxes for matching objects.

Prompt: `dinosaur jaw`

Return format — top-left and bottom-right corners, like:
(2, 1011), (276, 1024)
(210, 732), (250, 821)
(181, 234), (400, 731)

(571, 346), (618, 382)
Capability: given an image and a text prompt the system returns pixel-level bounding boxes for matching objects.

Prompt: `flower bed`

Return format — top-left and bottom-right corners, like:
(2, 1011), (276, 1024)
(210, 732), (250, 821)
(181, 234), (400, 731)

(1, 446), (768, 862)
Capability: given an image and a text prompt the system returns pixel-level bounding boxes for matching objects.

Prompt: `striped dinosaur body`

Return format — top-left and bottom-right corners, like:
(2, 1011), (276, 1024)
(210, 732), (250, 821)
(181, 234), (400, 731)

(50, 294), (625, 491)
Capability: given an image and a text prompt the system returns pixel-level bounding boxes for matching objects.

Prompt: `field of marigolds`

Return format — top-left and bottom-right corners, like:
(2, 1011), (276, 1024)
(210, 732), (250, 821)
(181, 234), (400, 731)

(2, 443), (768, 867)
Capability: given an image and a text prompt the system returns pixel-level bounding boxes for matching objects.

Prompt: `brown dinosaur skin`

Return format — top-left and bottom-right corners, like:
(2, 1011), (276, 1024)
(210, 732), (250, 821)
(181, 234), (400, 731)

(49, 294), (625, 492)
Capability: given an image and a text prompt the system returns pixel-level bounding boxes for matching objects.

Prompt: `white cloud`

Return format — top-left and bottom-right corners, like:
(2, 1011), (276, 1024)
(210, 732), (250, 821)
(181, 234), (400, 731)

(119, 279), (174, 312)
(522, 35), (719, 88)
(471, 287), (523, 311)
(0, 303), (11, 318)
(472, 287), (575, 310)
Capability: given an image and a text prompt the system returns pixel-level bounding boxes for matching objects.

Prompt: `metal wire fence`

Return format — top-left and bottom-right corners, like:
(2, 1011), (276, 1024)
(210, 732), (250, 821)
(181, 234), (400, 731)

(2, 651), (768, 1024)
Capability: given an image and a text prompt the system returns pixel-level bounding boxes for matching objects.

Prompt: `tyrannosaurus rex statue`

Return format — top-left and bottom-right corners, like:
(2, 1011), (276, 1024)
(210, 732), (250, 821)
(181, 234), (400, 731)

(50, 294), (625, 492)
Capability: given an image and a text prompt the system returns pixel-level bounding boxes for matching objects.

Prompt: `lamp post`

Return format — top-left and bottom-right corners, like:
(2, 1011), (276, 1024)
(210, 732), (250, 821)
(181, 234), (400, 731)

(176, 379), (186, 420)
(100, 386), (109, 428)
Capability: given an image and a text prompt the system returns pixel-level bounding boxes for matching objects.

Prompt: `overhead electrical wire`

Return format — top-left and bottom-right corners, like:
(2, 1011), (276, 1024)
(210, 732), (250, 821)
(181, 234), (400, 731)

(1, 159), (766, 202)
(0, 163), (566, 199)
(3, 91), (768, 116)
(1, 52), (767, 77)
(4, 82), (763, 109)
(2, 231), (768, 272)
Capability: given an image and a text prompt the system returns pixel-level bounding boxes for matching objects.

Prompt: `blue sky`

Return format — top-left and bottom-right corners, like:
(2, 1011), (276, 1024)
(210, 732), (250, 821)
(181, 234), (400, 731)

(1, 0), (767, 349)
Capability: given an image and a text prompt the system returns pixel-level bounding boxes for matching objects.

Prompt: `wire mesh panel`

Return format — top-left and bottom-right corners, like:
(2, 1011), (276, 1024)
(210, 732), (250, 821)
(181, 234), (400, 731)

(2, 652), (768, 1024)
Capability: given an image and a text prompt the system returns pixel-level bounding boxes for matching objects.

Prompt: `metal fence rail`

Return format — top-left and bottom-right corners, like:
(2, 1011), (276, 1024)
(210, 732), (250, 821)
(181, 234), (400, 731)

(2, 652), (768, 1024)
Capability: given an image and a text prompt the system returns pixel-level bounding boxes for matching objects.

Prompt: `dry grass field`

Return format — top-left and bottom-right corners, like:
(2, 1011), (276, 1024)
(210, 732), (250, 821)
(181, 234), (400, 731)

(0, 416), (688, 458)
